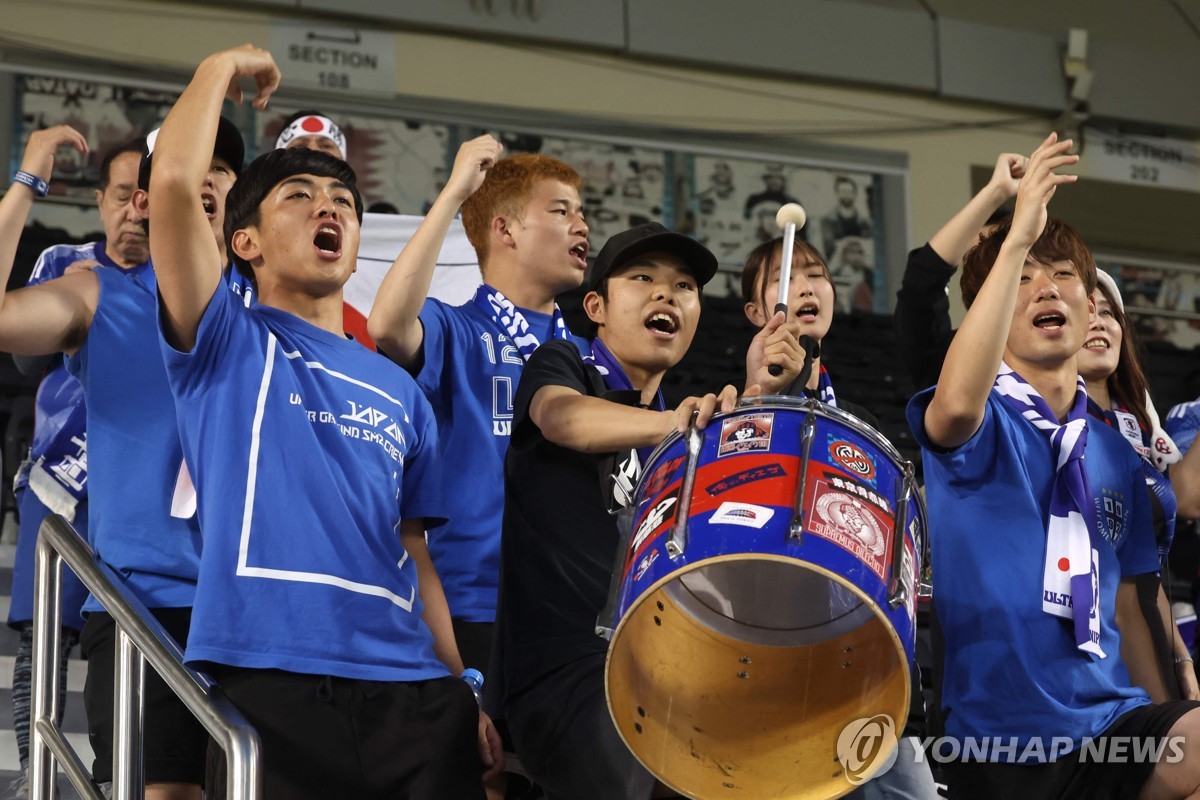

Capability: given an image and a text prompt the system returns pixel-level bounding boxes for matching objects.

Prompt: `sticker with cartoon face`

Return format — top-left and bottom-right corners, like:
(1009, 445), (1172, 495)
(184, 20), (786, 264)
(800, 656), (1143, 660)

(718, 413), (774, 457)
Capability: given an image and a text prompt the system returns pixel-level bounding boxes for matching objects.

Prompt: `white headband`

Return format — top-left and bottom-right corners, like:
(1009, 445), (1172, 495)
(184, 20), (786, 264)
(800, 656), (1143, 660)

(275, 115), (346, 159)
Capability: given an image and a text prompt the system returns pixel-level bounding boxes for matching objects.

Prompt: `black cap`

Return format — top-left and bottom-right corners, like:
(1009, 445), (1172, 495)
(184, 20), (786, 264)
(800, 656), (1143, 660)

(137, 116), (246, 190)
(584, 222), (718, 293)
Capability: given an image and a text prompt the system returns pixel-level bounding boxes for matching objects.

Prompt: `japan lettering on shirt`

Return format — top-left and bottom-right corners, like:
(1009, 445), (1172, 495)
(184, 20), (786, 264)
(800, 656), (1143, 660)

(237, 336), (421, 610)
(281, 350), (413, 467)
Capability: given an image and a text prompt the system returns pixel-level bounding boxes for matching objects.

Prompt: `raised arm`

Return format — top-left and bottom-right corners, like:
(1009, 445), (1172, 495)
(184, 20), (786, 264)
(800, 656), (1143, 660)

(531, 384), (738, 454)
(367, 135), (502, 367)
(894, 153), (1026, 391)
(150, 45), (279, 350)
(923, 134), (1077, 449)
(0, 126), (99, 356)
(928, 153), (1025, 265)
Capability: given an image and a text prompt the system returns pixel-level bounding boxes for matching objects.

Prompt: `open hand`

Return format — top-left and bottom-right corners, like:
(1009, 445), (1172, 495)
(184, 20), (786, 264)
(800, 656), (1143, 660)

(1009, 133), (1078, 250)
(670, 384), (739, 434)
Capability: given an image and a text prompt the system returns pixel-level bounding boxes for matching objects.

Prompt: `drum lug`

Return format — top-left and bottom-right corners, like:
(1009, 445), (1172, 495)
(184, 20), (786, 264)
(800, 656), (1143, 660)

(887, 461), (916, 608)
(788, 401), (819, 541)
(666, 425), (704, 559)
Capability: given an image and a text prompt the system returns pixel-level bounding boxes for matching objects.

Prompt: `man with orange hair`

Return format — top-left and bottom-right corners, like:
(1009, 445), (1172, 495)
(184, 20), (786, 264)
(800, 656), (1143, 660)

(369, 141), (589, 682)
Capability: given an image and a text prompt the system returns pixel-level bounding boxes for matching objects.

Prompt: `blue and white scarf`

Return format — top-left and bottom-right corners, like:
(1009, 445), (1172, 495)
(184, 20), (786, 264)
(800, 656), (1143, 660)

(816, 365), (837, 407)
(472, 284), (569, 362)
(585, 339), (667, 431)
(994, 362), (1105, 659)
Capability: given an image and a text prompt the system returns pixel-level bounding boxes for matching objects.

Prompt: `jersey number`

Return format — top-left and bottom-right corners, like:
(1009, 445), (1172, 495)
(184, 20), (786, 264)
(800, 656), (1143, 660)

(480, 333), (522, 365)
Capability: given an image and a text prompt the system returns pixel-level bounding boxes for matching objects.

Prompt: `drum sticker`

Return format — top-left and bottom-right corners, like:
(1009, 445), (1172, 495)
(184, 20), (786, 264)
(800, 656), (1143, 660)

(828, 438), (877, 485)
(718, 413), (774, 457)
(710, 501), (775, 529)
(633, 549), (660, 582)
(827, 474), (892, 515)
(629, 491), (679, 559)
(806, 478), (893, 581)
(642, 455), (685, 501)
(705, 462), (786, 496)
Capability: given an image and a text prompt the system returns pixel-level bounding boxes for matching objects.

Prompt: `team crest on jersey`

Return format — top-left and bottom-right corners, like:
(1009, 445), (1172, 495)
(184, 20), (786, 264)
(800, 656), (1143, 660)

(718, 413), (774, 457)
(1099, 492), (1127, 544)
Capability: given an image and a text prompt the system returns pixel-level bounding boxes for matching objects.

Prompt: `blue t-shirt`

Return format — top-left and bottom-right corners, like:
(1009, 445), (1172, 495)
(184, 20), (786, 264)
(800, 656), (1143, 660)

(18, 242), (111, 501)
(906, 388), (1157, 752)
(163, 285), (449, 681)
(7, 242), (108, 628)
(68, 261), (200, 610)
(416, 297), (586, 623)
(1166, 399), (1200, 454)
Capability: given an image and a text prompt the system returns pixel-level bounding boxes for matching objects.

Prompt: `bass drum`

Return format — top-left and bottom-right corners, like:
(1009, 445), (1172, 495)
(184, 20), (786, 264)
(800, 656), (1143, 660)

(601, 397), (927, 799)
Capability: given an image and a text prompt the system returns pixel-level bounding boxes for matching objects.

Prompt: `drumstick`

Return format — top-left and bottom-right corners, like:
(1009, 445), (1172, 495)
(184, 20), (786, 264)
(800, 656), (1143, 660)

(769, 203), (808, 377)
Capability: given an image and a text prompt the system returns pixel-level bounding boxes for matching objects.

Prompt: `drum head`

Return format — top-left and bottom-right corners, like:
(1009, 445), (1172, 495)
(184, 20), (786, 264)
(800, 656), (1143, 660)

(606, 554), (909, 800)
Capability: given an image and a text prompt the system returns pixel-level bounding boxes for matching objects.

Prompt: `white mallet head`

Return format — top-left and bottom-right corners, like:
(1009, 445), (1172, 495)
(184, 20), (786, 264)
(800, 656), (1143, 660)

(775, 203), (807, 231)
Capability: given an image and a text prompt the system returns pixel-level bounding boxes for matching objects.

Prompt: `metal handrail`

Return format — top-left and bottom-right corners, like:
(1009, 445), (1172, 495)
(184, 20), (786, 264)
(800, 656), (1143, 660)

(30, 514), (261, 800)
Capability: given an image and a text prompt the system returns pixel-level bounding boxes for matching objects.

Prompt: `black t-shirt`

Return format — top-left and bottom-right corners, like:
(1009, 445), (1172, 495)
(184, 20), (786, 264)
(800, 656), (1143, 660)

(494, 340), (637, 706)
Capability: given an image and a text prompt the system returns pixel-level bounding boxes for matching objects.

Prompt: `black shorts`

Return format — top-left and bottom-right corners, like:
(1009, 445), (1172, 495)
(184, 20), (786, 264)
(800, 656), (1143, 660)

(451, 619), (494, 675)
(944, 700), (1200, 800)
(505, 654), (656, 800)
(80, 608), (208, 785)
(206, 668), (485, 800)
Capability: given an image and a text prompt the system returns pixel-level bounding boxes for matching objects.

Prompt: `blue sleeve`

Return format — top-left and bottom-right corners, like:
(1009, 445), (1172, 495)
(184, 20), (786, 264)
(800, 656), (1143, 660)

(399, 392), (447, 529)
(158, 284), (242, 400)
(415, 298), (451, 397)
(1165, 401), (1200, 453)
(905, 386), (999, 483)
(1116, 457), (1164, 578)
(27, 245), (76, 287)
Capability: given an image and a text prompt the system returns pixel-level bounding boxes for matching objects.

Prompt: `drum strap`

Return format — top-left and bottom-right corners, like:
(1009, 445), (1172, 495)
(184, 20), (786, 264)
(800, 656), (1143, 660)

(788, 365), (838, 407)
(471, 284), (571, 362)
(994, 362), (1105, 659)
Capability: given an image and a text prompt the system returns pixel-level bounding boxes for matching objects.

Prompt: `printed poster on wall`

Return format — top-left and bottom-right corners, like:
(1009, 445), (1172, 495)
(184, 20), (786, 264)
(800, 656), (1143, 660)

(1101, 259), (1200, 350)
(14, 74), (178, 200)
(691, 156), (880, 313)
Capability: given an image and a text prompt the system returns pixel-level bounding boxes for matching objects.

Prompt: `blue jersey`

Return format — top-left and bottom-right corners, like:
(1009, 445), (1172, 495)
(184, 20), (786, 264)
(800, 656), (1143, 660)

(68, 261), (203, 610)
(907, 388), (1157, 753)
(416, 297), (586, 623)
(163, 286), (449, 681)
(17, 243), (112, 506)
(1166, 399), (1200, 454)
(6, 242), (109, 628)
